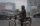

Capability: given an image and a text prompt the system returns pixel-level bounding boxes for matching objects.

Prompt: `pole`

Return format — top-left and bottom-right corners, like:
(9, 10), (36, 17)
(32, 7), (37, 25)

(30, 1), (32, 16)
(9, 21), (11, 26)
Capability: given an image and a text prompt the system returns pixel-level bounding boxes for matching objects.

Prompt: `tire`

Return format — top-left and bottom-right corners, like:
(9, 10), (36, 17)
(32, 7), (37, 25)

(23, 21), (31, 26)
(9, 20), (16, 26)
(23, 17), (32, 26)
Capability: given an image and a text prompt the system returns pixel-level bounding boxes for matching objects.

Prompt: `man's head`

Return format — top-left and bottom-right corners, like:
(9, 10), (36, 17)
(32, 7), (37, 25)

(21, 5), (25, 10)
(21, 5), (26, 11)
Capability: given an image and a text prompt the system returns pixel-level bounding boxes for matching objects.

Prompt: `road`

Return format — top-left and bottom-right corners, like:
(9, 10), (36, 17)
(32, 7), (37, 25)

(0, 17), (40, 26)
(31, 17), (40, 26)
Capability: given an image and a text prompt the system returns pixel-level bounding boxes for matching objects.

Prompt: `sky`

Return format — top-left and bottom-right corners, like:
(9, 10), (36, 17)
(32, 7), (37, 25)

(0, 0), (28, 12)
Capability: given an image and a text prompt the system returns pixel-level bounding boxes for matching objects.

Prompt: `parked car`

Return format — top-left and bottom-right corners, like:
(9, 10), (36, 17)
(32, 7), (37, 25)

(33, 13), (40, 18)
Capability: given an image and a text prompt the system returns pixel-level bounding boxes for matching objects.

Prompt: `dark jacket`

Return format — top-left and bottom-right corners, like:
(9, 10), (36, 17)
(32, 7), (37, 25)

(20, 6), (26, 22)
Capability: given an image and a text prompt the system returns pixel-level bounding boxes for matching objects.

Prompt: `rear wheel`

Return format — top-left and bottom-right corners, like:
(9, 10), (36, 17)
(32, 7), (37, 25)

(23, 21), (31, 26)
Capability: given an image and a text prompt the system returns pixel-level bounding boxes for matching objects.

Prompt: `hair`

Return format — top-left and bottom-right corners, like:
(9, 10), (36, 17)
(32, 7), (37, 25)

(21, 5), (26, 11)
(21, 5), (25, 10)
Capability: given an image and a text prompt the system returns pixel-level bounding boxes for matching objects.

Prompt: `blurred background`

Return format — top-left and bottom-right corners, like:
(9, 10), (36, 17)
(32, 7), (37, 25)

(0, 0), (40, 26)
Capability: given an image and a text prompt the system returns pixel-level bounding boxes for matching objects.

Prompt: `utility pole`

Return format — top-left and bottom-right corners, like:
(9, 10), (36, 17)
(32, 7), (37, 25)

(30, 1), (32, 16)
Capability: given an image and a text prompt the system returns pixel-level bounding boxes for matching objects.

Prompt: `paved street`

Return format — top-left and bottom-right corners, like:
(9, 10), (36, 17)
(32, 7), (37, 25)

(31, 18), (40, 26)
(0, 20), (9, 26)
(0, 17), (40, 26)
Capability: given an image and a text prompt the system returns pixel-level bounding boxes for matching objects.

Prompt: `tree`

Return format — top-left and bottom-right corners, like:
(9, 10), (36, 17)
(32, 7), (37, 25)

(15, 9), (20, 12)
(15, 9), (21, 15)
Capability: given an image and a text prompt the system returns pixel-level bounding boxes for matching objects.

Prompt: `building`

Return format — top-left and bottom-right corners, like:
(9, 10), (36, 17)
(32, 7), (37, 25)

(0, 2), (16, 16)
(0, 2), (16, 20)
(27, 0), (40, 15)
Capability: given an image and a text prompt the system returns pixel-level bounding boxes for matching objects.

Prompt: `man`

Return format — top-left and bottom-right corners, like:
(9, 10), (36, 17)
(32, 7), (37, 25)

(20, 5), (26, 26)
